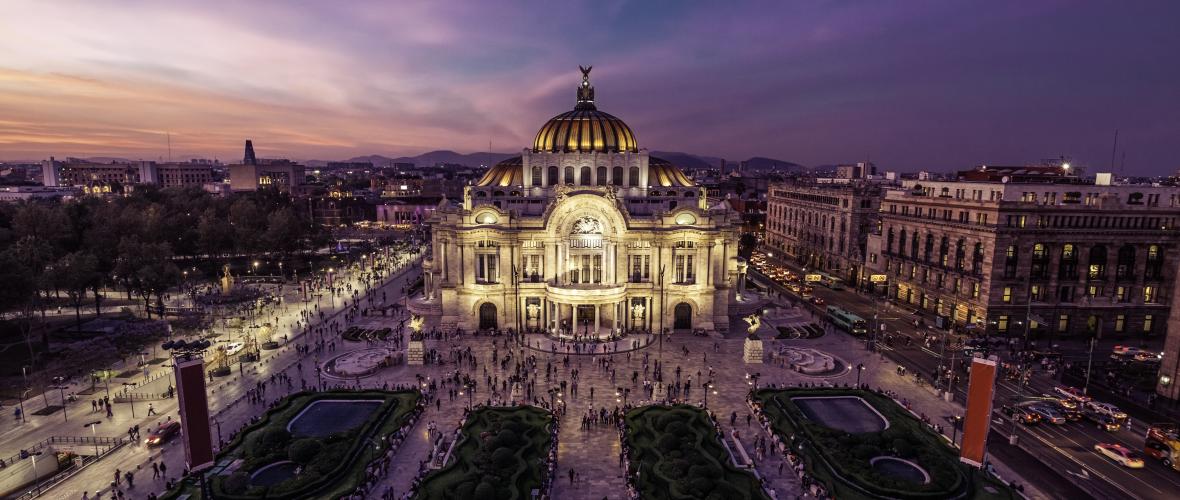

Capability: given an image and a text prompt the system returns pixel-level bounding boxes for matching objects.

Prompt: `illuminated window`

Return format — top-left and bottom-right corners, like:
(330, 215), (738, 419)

(1115, 314), (1125, 333)
(1144, 314), (1155, 332)
(972, 282), (980, 298)
(1144, 285), (1157, 304)
(1057, 314), (1069, 332)
(997, 315), (1009, 332)
(1002, 287), (1012, 303)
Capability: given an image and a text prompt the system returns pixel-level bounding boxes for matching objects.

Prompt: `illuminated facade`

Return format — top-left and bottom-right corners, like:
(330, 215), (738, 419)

(416, 68), (743, 335)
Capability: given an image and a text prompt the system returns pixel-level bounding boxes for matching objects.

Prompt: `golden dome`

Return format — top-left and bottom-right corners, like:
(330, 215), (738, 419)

(648, 156), (694, 187)
(474, 156), (522, 187)
(532, 66), (638, 154)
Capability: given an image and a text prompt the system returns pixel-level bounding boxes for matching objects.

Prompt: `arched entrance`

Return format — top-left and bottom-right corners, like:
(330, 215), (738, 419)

(479, 303), (497, 330)
(673, 303), (692, 330)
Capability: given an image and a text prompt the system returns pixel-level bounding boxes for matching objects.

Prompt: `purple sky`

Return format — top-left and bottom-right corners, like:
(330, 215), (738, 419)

(1, 1), (1178, 174)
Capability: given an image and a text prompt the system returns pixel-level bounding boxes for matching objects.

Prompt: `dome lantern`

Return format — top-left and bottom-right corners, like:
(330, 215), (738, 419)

(532, 66), (638, 154)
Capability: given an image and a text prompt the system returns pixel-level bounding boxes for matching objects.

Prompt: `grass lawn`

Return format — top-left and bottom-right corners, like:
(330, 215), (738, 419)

(416, 405), (554, 500)
(624, 404), (768, 500)
(753, 388), (1014, 500)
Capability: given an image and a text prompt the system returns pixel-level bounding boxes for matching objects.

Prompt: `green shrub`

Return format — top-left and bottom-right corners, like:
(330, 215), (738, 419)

(223, 472), (249, 495)
(491, 447), (517, 471)
(473, 480), (497, 498)
(288, 438), (324, 465)
(253, 428), (291, 457)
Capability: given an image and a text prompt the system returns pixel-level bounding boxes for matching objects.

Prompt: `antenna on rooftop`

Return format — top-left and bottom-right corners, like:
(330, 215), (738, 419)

(1109, 129), (1118, 171)
(167, 132), (172, 162)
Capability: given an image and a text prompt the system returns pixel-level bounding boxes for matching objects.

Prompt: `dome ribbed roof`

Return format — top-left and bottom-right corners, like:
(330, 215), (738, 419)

(533, 109), (637, 154)
(532, 66), (638, 154)
(474, 156), (522, 187)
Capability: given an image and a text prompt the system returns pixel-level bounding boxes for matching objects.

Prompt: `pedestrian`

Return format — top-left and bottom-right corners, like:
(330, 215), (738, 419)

(147, 404), (156, 416)
(159, 462), (167, 479)
(152, 462), (160, 479)
(568, 467), (575, 485)
(125, 470), (134, 488)
(114, 469), (121, 486)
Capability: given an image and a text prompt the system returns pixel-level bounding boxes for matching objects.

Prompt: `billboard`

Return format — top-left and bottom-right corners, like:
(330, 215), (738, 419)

(869, 274), (888, 283)
(960, 355), (998, 467)
(174, 357), (215, 472)
(804, 274), (822, 282)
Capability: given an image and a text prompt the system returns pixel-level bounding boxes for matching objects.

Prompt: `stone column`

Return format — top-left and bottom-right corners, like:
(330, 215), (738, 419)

(572, 304), (579, 334)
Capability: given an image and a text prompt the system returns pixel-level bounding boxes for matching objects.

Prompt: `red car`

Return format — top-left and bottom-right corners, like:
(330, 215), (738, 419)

(810, 297), (825, 306)
(145, 421), (181, 446)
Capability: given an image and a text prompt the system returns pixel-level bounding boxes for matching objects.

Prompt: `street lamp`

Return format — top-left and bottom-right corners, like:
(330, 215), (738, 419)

(121, 383), (136, 417)
(856, 363), (865, 388)
(84, 421), (101, 456)
(51, 376), (68, 422)
(28, 451), (43, 495)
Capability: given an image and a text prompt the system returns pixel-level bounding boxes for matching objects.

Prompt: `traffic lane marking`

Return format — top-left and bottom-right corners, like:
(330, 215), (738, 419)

(1031, 422), (1163, 497)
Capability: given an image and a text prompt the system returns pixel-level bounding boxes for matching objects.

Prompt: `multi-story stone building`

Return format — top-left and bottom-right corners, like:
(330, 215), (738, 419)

(413, 68), (744, 335)
(866, 178), (1180, 340)
(41, 157), (214, 192)
(764, 181), (881, 287)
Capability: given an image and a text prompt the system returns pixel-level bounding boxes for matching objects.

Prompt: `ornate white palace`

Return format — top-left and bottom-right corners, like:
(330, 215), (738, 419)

(414, 68), (744, 338)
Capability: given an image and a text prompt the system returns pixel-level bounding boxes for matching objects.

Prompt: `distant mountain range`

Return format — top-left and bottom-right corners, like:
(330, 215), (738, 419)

(314, 149), (804, 172)
(63, 150), (806, 172)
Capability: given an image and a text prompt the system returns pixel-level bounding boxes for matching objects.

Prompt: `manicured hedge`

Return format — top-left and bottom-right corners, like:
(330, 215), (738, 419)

(624, 405), (768, 500)
(416, 405), (554, 500)
(754, 388), (1013, 500)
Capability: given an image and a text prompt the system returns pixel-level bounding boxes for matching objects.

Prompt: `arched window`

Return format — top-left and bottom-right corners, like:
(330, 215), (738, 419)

(596, 166), (607, 185)
(580, 166), (591, 185)
(954, 239), (966, 270)
(612, 166), (623, 185)
(531, 166), (542, 187)
(1059, 243), (1077, 279)
(564, 166), (575, 184)
(924, 234), (934, 262)
(1146, 244), (1164, 280)
(972, 242), (984, 274)
(939, 236), (950, 267)
(547, 166), (558, 186)
(898, 229), (907, 257)
(1116, 244), (1135, 280)
(886, 227), (895, 254)
(1031, 243), (1049, 279)
(1088, 245), (1107, 280)
(628, 166), (639, 186)
(910, 232), (919, 258)
(684, 191), (695, 198)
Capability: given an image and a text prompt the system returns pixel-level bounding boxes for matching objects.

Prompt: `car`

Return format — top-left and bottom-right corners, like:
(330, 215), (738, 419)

(1026, 404), (1066, 425)
(1053, 404), (1083, 422)
(1085, 401), (1128, 422)
(810, 297), (825, 306)
(1112, 345), (1142, 357)
(1094, 443), (1145, 469)
(1053, 385), (1091, 403)
(225, 342), (244, 356)
(145, 421), (182, 446)
(1083, 411), (1122, 432)
(1000, 405), (1042, 425)
(1133, 351), (1162, 362)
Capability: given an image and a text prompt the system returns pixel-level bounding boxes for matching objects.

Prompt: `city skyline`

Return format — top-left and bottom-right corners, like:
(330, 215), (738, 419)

(2, 1), (1179, 174)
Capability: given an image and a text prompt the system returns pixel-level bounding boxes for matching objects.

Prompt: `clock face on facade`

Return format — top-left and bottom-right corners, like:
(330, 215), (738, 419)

(571, 216), (604, 235)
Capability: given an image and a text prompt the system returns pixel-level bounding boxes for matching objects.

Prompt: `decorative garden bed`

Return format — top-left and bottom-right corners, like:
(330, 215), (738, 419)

(751, 388), (1014, 500)
(622, 404), (768, 500)
(415, 405), (556, 499)
(162, 389), (421, 500)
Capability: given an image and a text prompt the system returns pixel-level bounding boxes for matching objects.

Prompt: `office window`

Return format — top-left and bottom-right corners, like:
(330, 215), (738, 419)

(1030, 284), (1041, 301)
(1115, 314), (1125, 333)
(1057, 314), (1070, 332)
(972, 282), (980, 298)
(1145, 285), (1158, 304)
(997, 315), (1009, 332)
(1116, 286), (1128, 302)
(1002, 287), (1012, 303)
(1144, 314), (1155, 333)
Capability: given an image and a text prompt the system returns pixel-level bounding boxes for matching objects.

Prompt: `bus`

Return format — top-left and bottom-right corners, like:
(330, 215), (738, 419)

(827, 306), (868, 335)
(818, 274), (844, 290)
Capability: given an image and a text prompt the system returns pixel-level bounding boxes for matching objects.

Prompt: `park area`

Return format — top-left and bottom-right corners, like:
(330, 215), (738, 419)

(416, 405), (555, 500)
(163, 389), (420, 500)
(752, 388), (1014, 500)
(623, 404), (768, 500)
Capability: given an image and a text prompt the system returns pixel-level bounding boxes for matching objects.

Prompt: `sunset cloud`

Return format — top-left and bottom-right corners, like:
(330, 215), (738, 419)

(1, 1), (1178, 173)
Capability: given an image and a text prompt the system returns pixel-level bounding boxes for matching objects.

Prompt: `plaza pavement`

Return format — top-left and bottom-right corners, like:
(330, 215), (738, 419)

(2, 250), (423, 499)
(17, 272), (1050, 499)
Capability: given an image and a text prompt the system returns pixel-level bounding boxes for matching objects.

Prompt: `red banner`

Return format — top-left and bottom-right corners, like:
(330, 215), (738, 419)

(960, 355), (998, 467)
